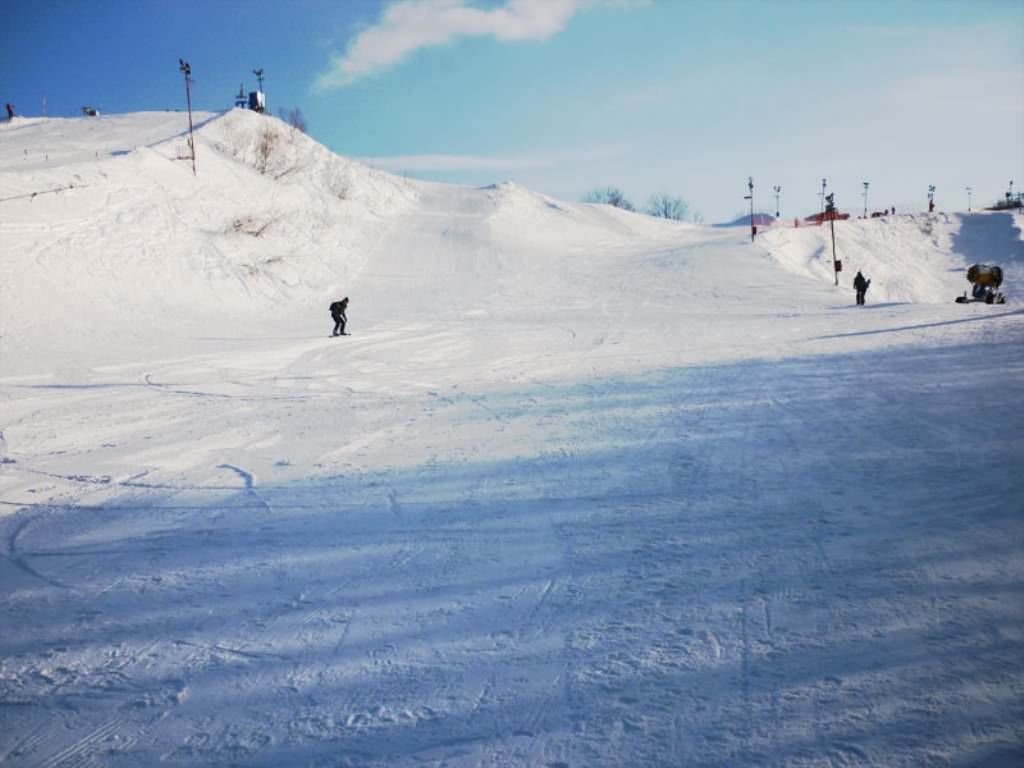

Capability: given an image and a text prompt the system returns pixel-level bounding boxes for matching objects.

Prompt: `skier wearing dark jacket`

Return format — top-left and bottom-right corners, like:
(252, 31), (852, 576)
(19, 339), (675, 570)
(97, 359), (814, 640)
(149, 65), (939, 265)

(330, 297), (349, 336)
(853, 271), (870, 306)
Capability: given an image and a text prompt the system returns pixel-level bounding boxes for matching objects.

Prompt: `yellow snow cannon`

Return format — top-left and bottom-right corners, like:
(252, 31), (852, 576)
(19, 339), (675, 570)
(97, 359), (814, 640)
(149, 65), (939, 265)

(957, 264), (1006, 304)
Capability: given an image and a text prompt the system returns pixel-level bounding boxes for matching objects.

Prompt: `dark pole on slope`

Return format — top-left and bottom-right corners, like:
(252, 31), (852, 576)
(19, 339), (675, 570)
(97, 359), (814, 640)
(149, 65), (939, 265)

(966, 186), (972, 213)
(180, 59), (196, 176)
(862, 181), (869, 218)
(746, 176), (755, 241)
(773, 185), (781, 218)
(826, 193), (839, 286)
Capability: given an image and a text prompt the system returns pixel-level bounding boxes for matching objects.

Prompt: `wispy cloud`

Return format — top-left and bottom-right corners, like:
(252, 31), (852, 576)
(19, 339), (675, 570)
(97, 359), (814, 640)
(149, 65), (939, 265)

(358, 141), (630, 174)
(358, 151), (552, 173)
(314, 0), (630, 91)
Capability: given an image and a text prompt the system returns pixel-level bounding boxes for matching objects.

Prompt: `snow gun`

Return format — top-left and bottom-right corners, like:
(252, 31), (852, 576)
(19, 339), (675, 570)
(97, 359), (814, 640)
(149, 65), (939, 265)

(956, 264), (1006, 304)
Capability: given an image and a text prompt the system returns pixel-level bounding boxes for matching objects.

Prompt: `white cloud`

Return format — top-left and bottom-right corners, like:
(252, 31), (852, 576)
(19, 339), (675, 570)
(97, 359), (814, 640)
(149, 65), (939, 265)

(314, 0), (621, 91)
(358, 151), (551, 172)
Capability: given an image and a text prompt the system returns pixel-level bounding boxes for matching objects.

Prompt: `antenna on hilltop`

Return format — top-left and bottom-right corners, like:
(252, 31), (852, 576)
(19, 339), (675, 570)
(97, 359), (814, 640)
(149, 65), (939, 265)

(251, 68), (267, 113)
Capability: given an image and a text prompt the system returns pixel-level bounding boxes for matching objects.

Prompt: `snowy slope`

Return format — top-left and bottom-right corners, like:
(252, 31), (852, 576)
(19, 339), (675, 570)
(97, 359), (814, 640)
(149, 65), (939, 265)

(760, 211), (1024, 303)
(0, 110), (416, 374)
(1, 112), (1023, 767)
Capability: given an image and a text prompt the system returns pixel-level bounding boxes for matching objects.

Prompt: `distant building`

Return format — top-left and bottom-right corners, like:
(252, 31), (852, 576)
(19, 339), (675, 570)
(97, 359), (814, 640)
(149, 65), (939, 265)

(232, 84), (265, 113)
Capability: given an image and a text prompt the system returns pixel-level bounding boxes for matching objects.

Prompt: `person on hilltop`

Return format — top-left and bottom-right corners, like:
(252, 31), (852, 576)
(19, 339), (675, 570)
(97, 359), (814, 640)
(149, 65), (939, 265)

(853, 271), (871, 306)
(329, 297), (349, 336)
(5, 103), (14, 121)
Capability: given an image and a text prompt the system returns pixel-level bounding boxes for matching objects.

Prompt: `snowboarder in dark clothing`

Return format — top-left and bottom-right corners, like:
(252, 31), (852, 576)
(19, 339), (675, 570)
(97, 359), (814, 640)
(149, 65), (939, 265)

(853, 271), (870, 306)
(5, 103), (13, 121)
(330, 297), (349, 336)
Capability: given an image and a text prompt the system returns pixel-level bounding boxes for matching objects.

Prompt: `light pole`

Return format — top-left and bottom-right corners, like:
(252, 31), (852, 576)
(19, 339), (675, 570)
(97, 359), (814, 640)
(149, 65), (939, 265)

(966, 186), (973, 212)
(772, 185), (781, 218)
(744, 177), (755, 241)
(820, 178), (827, 215)
(862, 181), (869, 218)
(826, 193), (840, 286)
(179, 59), (196, 176)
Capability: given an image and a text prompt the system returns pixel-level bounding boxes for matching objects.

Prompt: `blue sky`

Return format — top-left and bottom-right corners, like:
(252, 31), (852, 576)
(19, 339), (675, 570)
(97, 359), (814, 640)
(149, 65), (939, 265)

(5, 0), (1023, 221)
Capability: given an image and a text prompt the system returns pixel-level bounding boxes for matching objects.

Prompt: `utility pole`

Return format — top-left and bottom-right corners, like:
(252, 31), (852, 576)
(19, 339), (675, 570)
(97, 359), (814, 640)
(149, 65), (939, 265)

(820, 178), (827, 215)
(744, 176), (755, 241)
(862, 181), (869, 218)
(772, 185), (781, 218)
(179, 59), (196, 176)
(826, 193), (840, 286)
(253, 68), (266, 113)
(966, 186), (973, 212)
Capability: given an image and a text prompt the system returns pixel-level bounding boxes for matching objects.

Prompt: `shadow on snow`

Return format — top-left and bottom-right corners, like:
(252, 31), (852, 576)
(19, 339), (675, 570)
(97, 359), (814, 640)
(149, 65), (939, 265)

(1, 342), (1023, 766)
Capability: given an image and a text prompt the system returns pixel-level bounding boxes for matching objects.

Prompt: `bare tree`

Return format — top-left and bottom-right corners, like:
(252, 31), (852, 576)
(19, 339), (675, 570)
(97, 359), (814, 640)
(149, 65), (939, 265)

(256, 126), (277, 174)
(646, 193), (689, 221)
(277, 107), (307, 134)
(583, 187), (635, 212)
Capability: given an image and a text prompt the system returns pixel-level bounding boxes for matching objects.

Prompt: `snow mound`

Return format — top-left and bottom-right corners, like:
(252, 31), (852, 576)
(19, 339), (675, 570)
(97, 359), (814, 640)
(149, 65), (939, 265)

(473, 179), (703, 255)
(0, 111), (420, 371)
(758, 212), (1024, 303)
(197, 109), (414, 212)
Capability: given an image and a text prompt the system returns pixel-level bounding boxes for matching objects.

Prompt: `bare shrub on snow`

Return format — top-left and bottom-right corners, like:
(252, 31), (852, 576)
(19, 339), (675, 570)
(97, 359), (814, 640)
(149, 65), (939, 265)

(583, 187), (636, 212)
(646, 193), (689, 221)
(277, 107), (307, 135)
(230, 216), (276, 237)
(256, 126), (277, 175)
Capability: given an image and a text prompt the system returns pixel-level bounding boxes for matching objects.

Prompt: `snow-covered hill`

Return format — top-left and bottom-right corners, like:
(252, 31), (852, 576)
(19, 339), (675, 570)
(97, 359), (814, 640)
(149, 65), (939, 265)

(760, 211), (1024, 303)
(1, 111), (1023, 767)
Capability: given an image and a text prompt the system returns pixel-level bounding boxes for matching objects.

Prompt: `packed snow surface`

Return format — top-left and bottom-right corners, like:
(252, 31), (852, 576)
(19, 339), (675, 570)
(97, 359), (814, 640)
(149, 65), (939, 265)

(1, 111), (1023, 766)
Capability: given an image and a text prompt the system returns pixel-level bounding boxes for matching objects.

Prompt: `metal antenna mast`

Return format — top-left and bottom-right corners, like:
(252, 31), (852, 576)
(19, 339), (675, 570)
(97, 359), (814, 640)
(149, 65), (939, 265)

(253, 68), (265, 112)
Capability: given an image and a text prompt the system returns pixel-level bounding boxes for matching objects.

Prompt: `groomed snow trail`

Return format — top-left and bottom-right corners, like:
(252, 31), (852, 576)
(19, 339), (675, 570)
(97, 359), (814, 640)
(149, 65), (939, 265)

(1, 112), (1023, 766)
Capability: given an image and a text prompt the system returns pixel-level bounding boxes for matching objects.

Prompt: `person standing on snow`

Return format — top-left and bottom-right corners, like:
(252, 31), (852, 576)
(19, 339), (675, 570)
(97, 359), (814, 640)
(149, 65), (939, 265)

(853, 271), (870, 306)
(330, 297), (349, 336)
(5, 103), (13, 121)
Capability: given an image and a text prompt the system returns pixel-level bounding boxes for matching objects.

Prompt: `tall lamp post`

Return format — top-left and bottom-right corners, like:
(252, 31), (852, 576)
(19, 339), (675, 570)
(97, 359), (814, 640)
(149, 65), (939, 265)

(772, 185), (781, 218)
(826, 193), (840, 286)
(744, 177), (755, 241)
(179, 59), (196, 176)
(966, 186), (973, 212)
(862, 181), (869, 218)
